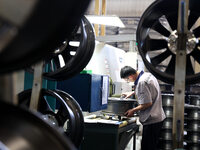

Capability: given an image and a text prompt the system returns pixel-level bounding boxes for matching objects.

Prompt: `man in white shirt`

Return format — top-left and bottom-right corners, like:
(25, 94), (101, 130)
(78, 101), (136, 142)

(120, 66), (166, 150)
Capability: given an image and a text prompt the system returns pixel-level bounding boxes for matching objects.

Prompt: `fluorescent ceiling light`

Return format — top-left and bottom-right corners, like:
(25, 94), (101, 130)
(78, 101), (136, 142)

(85, 15), (125, 28)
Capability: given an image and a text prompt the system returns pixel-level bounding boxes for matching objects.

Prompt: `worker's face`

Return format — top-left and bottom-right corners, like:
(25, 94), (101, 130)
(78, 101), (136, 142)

(124, 74), (136, 83)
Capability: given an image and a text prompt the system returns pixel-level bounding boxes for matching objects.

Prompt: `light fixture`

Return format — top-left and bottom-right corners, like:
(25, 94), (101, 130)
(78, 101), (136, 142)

(85, 15), (125, 28)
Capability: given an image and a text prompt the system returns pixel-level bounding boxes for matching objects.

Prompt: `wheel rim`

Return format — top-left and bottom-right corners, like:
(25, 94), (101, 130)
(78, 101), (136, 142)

(0, 100), (76, 150)
(18, 89), (78, 145)
(43, 16), (95, 80)
(55, 89), (84, 148)
(137, 0), (200, 84)
(0, 0), (91, 73)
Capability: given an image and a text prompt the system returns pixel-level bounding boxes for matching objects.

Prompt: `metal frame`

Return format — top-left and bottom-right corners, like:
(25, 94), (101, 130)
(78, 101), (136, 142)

(29, 61), (44, 111)
(173, 0), (189, 149)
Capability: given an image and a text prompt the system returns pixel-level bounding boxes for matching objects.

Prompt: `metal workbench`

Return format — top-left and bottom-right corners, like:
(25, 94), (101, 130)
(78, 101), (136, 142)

(81, 120), (139, 150)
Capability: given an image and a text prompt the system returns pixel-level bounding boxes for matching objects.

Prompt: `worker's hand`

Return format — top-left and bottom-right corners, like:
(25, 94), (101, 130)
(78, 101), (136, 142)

(124, 108), (136, 117)
(121, 91), (134, 99)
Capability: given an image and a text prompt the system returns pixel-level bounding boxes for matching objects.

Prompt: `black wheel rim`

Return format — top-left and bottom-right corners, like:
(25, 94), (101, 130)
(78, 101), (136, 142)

(18, 89), (78, 144)
(0, 0), (91, 73)
(43, 16), (95, 80)
(137, 0), (200, 84)
(0, 100), (76, 150)
(55, 89), (84, 148)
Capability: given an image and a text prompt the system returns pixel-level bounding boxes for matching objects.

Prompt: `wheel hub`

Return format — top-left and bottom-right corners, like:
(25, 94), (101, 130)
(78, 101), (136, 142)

(168, 30), (198, 54)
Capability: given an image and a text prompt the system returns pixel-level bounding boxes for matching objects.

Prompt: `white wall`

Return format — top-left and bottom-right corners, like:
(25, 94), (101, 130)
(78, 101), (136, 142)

(86, 42), (141, 95)
(86, 41), (126, 82)
(124, 51), (137, 70)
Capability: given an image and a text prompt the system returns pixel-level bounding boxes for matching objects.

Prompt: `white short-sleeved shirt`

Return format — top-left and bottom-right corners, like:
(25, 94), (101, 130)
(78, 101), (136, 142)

(135, 72), (166, 125)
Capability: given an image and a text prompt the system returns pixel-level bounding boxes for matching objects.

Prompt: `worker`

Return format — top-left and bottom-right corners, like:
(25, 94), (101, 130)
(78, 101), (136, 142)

(120, 66), (166, 150)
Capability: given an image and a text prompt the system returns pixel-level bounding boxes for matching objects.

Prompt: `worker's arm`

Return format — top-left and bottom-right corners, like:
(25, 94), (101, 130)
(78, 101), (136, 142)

(121, 91), (135, 98)
(124, 102), (152, 117)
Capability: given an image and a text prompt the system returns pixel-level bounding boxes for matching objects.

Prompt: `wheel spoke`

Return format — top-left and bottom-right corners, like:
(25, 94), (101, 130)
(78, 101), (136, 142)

(56, 107), (68, 126)
(152, 22), (171, 37)
(165, 13), (178, 31)
(190, 47), (200, 64)
(38, 96), (55, 113)
(148, 39), (168, 50)
(71, 33), (82, 41)
(61, 50), (73, 64)
(67, 45), (78, 52)
(60, 45), (77, 64)
(165, 55), (175, 75)
(193, 26), (200, 37)
(188, 12), (199, 30)
(53, 57), (60, 70)
(186, 56), (194, 75)
(189, 0), (200, 13)
(151, 49), (171, 66)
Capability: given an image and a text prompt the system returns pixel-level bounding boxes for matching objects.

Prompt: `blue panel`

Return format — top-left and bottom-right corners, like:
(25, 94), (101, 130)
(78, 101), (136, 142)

(57, 74), (108, 112)
(57, 74), (91, 111)
(90, 75), (106, 111)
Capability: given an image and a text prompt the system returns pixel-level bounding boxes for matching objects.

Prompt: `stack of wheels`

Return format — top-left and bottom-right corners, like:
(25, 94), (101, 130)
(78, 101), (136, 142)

(136, 0), (200, 85)
(159, 93), (189, 150)
(159, 93), (174, 150)
(0, 0), (92, 150)
(160, 93), (200, 149)
(41, 16), (95, 81)
(18, 89), (84, 148)
(184, 95), (200, 149)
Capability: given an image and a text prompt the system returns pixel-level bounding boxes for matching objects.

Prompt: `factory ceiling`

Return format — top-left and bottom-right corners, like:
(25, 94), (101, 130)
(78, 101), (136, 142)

(85, 0), (155, 51)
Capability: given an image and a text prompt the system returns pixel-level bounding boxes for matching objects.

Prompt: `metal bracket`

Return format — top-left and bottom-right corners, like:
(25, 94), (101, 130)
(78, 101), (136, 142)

(29, 61), (44, 111)
(173, 0), (189, 149)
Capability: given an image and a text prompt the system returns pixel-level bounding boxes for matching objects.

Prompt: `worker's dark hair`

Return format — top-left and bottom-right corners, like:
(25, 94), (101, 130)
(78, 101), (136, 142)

(120, 66), (137, 78)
